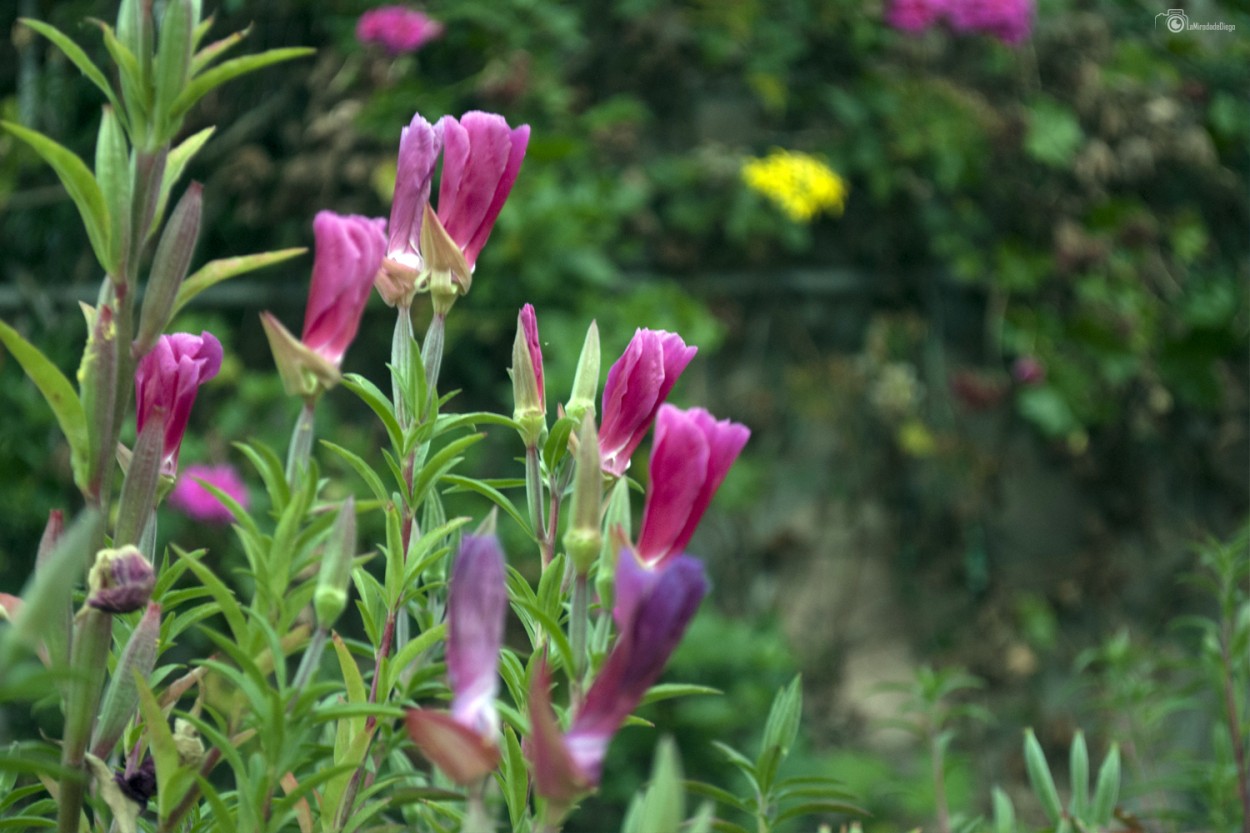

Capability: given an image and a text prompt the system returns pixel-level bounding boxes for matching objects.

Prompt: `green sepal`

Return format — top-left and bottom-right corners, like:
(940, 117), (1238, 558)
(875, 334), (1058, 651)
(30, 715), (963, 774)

(1, 121), (114, 274)
(0, 319), (90, 493)
(170, 47), (315, 124)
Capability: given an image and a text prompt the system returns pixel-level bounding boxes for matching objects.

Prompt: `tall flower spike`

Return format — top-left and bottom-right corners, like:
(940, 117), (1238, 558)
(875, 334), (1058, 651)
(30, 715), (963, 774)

(134, 331), (222, 477)
(637, 405), (750, 567)
(378, 114), (441, 307)
(262, 211), (387, 398)
(599, 329), (697, 477)
(404, 534), (507, 784)
(527, 553), (707, 796)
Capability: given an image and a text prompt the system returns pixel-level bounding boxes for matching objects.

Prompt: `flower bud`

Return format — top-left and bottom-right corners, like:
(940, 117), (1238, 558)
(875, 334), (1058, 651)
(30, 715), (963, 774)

(87, 546), (155, 614)
(511, 304), (546, 448)
(76, 302), (117, 499)
(565, 320), (600, 424)
(173, 718), (204, 766)
(134, 182), (202, 356)
(564, 417), (602, 575)
(92, 602), (161, 758)
(314, 497), (357, 629)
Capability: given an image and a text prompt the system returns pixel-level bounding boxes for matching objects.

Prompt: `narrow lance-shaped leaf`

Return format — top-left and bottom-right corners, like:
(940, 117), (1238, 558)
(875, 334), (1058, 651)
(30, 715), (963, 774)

(19, 19), (125, 127)
(191, 24), (252, 76)
(1090, 742), (1120, 825)
(169, 48), (315, 122)
(171, 246), (305, 318)
(0, 320), (90, 490)
(1023, 728), (1063, 825)
(152, 0), (194, 143)
(96, 107), (133, 276)
(1069, 729), (1089, 819)
(96, 20), (150, 143)
(77, 302), (118, 500)
(1, 121), (114, 273)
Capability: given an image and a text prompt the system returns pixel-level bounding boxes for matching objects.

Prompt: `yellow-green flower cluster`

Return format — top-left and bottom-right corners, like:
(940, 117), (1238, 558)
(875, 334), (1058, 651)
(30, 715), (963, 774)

(741, 150), (848, 222)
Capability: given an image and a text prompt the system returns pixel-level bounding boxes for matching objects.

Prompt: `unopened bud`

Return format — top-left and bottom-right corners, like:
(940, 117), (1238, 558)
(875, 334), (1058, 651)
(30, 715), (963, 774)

(564, 417), (602, 574)
(512, 304), (546, 448)
(93, 602), (161, 758)
(76, 302), (117, 499)
(566, 320), (600, 424)
(314, 497), (357, 629)
(87, 546), (155, 614)
(135, 182), (202, 356)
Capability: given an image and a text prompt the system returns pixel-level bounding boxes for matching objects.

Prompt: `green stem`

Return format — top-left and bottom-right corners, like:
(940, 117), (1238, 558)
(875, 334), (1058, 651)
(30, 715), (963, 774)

(464, 779), (493, 833)
(525, 446), (547, 566)
(569, 573), (589, 706)
(288, 627), (329, 709)
(931, 729), (951, 833)
(392, 306), (416, 429)
(56, 609), (112, 833)
(420, 311), (445, 411)
(285, 399), (317, 485)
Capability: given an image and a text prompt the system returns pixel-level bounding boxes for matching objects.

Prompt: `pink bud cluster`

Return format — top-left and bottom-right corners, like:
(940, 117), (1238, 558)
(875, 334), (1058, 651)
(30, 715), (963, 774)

(886, 0), (1033, 45)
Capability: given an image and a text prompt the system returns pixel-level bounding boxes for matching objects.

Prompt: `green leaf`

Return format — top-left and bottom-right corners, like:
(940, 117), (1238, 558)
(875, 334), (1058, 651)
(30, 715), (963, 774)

(152, 0), (193, 141)
(191, 24), (252, 76)
(759, 674), (802, 767)
(991, 786), (1015, 833)
(175, 547), (247, 643)
(133, 676), (182, 821)
(0, 320), (90, 494)
(321, 440), (390, 505)
(442, 474), (532, 539)
(1025, 98), (1084, 168)
(499, 726), (528, 831)
(1023, 728), (1063, 825)
(542, 414), (577, 472)
(773, 800), (866, 825)
(170, 48), (314, 122)
(684, 780), (752, 814)
(410, 433), (484, 507)
(95, 107), (132, 272)
(383, 622), (447, 697)
(342, 373), (403, 455)
(95, 21), (149, 139)
(20, 20), (125, 126)
(1069, 729), (1089, 819)
(172, 247), (304, 318)
(1, 122), (113, 272)
(1090, 742), (1120, 824)
(640, 683), (722, 706)
(151, 126), (215, 239)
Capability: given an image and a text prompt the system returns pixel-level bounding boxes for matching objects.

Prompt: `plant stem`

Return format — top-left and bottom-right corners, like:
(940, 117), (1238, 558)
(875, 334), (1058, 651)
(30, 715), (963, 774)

(931, 729), (951, 833)
(421, 311), (445, 410)
(392, 306), (415, 428)
(1220, 625), (1250, 833)
(464, 779), (493, 833)
(56, 609), (112, 833)
(285, 399), (317, 484)
(526, 446), (548, 566)
(288, 627), (329, 709)
(569, 573), (589, 707)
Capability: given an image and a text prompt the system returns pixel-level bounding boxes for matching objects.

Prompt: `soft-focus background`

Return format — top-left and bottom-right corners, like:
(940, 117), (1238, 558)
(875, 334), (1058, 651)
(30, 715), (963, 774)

(1, 0), (1247, 827)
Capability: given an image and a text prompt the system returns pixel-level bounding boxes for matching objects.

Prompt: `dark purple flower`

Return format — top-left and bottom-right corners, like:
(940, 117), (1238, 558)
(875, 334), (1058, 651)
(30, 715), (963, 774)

(599, 329), (697, 477)
(356, 6), (444, 56)
(134, 332), (222, 476)
(87, 546), (156, 615)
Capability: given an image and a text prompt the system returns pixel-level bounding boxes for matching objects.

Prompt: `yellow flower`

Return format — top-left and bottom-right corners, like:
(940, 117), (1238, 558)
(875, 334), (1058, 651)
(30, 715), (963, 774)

(741, 149), (848, 222)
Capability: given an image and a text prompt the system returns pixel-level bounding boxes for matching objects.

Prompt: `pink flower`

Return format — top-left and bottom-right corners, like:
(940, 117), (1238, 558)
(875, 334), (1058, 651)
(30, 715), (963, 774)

(886, 0), (948, 32)
(405, 534), (507, 784)
(356, 6), (444, 56)
(301, 211), (388, 366)
(379, 114), (440, 304)
(518, 303), (545, 411)
(135, 332), (222, 475)
(947, 0), (1033, 43)
(636, 405), (750, 567)
(169, 464), (250, 524)
(1012, 355), (1046, 385)
(435, 111), (530, 270)
(599, 329), (698, 477)
(527, 553), (706, 797)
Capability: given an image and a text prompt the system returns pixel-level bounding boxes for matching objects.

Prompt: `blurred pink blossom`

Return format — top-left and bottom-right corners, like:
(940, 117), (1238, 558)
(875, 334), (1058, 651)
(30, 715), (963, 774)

(169, 464), (250, 523)
(1012, 355), (1046, 385)
(886, 0), (1033, 45)
(356, 6), (444, 56)
(886, 0), (948, 32)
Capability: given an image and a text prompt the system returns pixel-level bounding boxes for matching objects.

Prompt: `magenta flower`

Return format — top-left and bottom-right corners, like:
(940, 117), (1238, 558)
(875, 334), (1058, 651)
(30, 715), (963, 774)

(886, 0), (948, 32)
(435, 112), (531, 271)
(356, 6), (444, 55)
(301, 211), (388, 366)
(528, 553), (707, 797)
(636, 405), (750, 568)
(379, 114), (440, 305)
(168, 464), (250, 524)
(405, 534), (507, 784)
(135, 332), (222, 476)
(1012, 355), (1046, 385)
(946, 0), (1033, 44)
(599, 329), (697, 477)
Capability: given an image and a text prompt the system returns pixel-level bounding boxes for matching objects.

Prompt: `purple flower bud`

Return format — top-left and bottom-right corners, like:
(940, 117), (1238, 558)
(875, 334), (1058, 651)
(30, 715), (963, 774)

(168, 464), (250, 524)
(380, 113), (441, 306)
(87, 546), (156, 614)
(356, 6), (444, 56)
(404, 533), (508, 785)
(512, 304), (546, 446)
(599, 330), (697, 477)
(637, 405), (749, 567)
(114, 753), (156, 807)
(134, 332), (222, 476)
(1012, 355), (1046, 385)
(527, 554), (706, 793)
(301, 211), (388, 366)
(435, 111), (530, 269)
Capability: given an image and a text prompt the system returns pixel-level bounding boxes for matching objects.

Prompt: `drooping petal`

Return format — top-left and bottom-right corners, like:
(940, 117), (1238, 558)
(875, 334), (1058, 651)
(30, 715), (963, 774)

(446, 534), (507, 738)
(387, 114), (441, 270)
